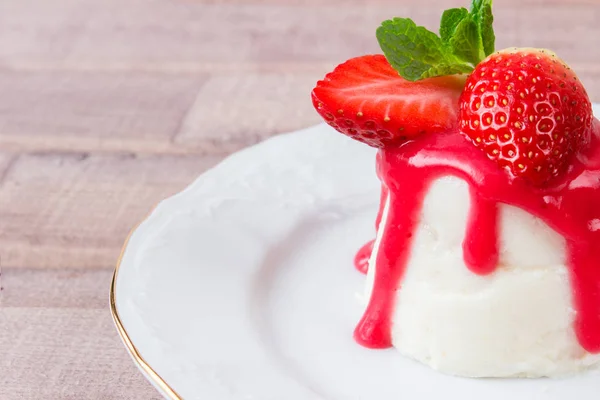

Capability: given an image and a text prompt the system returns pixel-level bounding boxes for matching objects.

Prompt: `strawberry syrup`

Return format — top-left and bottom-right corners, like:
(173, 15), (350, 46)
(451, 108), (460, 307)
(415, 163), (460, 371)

(354, 240), (374, 275)
(353, 121), (600, 352)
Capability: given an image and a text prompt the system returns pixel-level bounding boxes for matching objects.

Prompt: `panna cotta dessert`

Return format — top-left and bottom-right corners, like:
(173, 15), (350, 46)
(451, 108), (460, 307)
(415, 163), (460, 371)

(311, 0), (600, 378)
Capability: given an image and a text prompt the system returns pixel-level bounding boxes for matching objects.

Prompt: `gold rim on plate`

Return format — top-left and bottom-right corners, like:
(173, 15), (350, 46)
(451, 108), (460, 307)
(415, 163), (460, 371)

(110, 224), (183, 400)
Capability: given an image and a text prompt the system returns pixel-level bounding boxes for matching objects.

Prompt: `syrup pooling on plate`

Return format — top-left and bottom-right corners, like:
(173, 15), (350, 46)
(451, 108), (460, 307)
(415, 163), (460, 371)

(354, 123), (600, 352)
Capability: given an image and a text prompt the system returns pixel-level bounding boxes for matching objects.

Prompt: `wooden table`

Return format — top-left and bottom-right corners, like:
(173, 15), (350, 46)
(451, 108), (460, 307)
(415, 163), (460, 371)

(1, 0), (599, 398)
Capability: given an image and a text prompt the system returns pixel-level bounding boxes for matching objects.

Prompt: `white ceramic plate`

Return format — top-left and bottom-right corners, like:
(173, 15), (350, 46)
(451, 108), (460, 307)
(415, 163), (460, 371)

(112, 109), (600, 400)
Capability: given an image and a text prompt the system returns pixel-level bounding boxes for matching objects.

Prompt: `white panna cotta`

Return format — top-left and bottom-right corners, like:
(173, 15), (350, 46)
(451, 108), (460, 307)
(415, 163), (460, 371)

(364, 176), (600, 377)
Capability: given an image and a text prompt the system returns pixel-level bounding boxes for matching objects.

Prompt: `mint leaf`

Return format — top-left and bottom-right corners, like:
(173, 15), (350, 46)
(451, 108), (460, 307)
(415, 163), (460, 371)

(440, 8), (468, 44)
(471, 0), (495, 56)
(449, 15), (484, 65)
(420, 62), (474, 79)
(375, 0), (496, 81)
(377, 18), (473, 81)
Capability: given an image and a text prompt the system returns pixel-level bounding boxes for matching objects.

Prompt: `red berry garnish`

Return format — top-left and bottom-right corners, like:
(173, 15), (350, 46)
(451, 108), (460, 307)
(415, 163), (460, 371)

(312, 55), (465, 148)
(459, 48), (593, 186)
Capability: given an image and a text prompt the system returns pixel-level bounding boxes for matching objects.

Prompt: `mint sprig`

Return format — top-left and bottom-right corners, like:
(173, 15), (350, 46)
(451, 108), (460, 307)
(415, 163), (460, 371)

(376, 0), (495, 81)
(440, 8), (469, 44)
(472, 0), (495, 56)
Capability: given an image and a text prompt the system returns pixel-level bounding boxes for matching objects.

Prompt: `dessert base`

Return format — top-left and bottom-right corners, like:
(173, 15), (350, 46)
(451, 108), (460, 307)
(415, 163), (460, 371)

(366, 177), (600, 377)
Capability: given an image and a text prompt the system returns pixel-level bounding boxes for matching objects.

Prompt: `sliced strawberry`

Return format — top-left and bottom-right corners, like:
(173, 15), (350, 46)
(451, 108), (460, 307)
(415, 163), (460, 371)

(311, 54), (466, 148)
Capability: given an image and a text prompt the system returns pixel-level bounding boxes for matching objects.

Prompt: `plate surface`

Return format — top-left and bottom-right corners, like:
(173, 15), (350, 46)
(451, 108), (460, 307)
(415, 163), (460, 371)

(113, 110), (600, 400)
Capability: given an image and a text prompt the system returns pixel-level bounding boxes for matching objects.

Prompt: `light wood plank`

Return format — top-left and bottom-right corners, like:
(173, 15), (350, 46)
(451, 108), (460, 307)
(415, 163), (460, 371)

(0, 133), (196, 156)
(0, 268), (111, 308)
(0, 71), (206, 152)
(2, 244), (118, 271)
(0, 152), (14, 182)
(0, 153), (222, 269)
(175, 72), (322, 149)
(0, 1), (598, 71)
(0, 71), (324, 155)
(0, 308), (161, 399)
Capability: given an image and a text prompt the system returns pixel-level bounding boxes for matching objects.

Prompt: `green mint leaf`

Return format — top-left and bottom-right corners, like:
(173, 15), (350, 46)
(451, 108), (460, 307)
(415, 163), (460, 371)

(439, 8), (468, 44)
(420, 62), (474, 79)
(375, 0), (496, 81)
(376, 18), (473, 81)
(471, 0), (495, 56)
(448, 15), (484, 65)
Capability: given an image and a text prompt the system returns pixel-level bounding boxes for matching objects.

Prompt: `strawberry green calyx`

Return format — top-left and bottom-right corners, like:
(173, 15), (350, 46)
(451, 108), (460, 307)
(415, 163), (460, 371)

(377, 0), (495, 81)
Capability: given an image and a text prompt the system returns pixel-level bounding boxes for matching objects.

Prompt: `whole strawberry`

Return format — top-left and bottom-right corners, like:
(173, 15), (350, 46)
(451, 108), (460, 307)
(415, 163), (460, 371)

(458, 48), (593, 186)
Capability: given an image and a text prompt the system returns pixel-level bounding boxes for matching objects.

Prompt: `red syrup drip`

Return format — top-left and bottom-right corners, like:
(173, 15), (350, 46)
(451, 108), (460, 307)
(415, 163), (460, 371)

(354, 121), (600, 352)
(354, 240), (374, 274)
(462, 194), (499, 275)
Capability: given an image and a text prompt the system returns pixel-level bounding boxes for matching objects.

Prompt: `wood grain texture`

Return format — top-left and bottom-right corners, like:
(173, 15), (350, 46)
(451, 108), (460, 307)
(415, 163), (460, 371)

(0, 71), (207, 154)
(1, 0), (599, 398)
(0, 153), (222, 269)
(0, 0), (598, 71)
(0, 308), (161, 399)
(0, 268), (111, 308)
(175, 72), (323, 150)
(0, 152), (14, 180)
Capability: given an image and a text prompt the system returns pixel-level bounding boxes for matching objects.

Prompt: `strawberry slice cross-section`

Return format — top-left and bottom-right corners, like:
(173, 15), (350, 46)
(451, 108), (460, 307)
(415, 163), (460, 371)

(311, 54), (466, 148)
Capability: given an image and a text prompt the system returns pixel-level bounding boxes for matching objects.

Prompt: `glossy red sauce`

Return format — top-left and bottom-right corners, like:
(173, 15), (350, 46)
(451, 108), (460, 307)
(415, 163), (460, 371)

(353, 121), (600, 352)
(354, 240), (374, 275)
